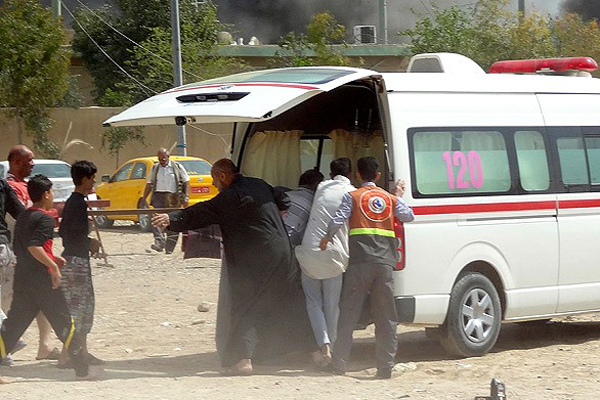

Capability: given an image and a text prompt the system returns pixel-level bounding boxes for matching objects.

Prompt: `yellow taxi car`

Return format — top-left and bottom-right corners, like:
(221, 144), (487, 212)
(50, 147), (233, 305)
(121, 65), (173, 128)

(94, 156), (217, 230)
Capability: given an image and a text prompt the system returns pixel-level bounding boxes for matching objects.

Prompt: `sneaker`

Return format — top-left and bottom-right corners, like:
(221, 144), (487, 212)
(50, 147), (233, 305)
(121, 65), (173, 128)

(375, 368), (392, 379)
(150, 244), (164, 252)
(0, 354), (14, 367)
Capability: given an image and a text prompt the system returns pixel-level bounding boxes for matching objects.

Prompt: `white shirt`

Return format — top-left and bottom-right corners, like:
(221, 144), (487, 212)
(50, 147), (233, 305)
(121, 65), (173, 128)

(147, 161), (190, 193)
(294, 175), (355, 279)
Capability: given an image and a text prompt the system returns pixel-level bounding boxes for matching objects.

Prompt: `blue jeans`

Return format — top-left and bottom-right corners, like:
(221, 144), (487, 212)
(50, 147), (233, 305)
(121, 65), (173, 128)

(301, 271), (343, 348)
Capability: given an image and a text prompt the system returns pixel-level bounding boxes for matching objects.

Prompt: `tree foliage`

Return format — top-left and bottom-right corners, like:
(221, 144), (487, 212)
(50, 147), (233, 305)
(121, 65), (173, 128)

(72, 0), (245, 106)
(0, 0), (71, 157)
(273, 12), (352, 67)
(401, 0), (600, 75)
(101, 126), (146, 167)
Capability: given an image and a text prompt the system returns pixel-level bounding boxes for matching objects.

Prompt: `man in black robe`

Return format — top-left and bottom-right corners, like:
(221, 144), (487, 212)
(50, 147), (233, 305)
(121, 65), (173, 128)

(152, 159), (315, 375)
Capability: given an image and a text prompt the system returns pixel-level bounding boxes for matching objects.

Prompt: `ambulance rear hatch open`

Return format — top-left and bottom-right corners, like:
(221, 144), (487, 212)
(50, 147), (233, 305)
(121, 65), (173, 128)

(103, 67), (391, 191)
(103, 67), (384, 127)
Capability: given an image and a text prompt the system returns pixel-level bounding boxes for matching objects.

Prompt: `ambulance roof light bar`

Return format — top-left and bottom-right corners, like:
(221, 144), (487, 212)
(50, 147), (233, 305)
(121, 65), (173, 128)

(489, 57), (598, 75)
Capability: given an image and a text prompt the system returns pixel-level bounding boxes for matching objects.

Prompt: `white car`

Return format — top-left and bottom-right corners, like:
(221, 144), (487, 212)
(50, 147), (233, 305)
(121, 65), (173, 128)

(0, 159), (75, 203)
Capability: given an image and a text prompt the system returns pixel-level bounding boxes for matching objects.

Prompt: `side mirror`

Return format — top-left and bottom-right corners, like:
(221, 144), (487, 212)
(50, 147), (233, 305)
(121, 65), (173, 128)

(101, 174), (110, 183)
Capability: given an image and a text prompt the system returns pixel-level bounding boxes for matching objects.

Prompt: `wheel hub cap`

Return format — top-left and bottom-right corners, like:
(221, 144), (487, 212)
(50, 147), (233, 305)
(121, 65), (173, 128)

(461, 288), (495, 343)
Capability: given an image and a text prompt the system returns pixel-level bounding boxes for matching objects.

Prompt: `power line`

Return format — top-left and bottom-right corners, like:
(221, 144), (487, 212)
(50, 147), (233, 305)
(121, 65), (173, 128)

(70, 0), (204, 82)
(61, 0), (157, 96)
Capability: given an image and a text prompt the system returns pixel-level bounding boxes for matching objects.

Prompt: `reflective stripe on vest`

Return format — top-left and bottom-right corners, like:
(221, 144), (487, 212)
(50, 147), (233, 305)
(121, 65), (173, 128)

(349, 227), (396, 237)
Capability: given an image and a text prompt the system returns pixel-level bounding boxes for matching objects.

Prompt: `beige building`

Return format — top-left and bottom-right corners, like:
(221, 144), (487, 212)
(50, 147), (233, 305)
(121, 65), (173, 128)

(0, 108), (233, 177)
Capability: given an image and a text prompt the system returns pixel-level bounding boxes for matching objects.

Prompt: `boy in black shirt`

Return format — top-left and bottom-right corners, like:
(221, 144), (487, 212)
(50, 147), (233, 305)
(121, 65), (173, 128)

(58, 160), (103, 367)
(0, 175), (101, 380)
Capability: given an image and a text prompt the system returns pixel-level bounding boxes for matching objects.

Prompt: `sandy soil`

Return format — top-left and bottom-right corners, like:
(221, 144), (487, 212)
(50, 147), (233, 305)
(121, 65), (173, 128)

(2, 222), (600, 399)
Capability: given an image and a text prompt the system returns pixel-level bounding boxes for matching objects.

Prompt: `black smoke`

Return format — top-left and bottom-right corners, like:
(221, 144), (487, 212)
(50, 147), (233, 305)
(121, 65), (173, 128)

(217, 0), (374, 44)
(562, 0), (600, 20)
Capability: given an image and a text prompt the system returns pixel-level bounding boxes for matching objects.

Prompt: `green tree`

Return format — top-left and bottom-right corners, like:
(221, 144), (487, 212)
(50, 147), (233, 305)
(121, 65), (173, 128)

(0, 0), (70, 157)
(553, 13), (600, 76)
(116, 3), (247, 105)
(101, 126), (146, 167)
(273, 12), (352, 67)
(401, 0), (558, 71)
(72, 0), (243, 105)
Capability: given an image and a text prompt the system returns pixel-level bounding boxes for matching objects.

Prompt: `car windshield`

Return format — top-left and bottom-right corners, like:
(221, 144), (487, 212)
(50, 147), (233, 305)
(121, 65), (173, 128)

(32, 163), (71, 178)
(179, 160), (211, 175)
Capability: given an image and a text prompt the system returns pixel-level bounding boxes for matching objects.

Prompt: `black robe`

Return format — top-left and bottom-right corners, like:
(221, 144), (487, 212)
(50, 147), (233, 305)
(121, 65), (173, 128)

(169, 174), (316, 367)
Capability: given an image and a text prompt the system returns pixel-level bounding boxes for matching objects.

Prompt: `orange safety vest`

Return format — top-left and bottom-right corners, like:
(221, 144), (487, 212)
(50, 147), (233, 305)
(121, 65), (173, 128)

(348, 186), (398, 265)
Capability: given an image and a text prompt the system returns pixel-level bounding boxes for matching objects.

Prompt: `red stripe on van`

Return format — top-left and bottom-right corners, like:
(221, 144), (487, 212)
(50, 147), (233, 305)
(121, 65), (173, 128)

(413, 201), (556, 215)
(163, 82), (318, 95)
(558, 199), (600, 209)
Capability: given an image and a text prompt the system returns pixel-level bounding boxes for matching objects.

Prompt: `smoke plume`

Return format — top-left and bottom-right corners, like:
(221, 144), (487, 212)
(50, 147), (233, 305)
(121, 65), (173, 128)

(217, 0), (465, 44)
(562, 0), (600, 21)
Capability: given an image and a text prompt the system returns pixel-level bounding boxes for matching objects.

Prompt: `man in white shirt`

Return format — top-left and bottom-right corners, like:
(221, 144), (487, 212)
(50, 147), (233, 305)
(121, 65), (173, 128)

(294, 158), (354, 367)
(142, 148), (190, 254)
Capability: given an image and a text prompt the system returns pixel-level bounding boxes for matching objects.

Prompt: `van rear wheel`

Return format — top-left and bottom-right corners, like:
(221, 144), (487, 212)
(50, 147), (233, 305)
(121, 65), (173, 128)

(440, 273), (501, 357)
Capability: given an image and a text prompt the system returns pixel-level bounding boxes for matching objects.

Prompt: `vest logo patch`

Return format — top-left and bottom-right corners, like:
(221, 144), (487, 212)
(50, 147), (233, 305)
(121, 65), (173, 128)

(359, 190), (393, 222)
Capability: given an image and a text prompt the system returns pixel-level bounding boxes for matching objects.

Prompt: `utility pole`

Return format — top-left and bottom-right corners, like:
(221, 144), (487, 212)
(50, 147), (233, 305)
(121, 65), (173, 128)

(171, 0), (187, 156)
(379, 0), (388, 44)
(52, 0), (61, 18)
(518, 0), (525, 22)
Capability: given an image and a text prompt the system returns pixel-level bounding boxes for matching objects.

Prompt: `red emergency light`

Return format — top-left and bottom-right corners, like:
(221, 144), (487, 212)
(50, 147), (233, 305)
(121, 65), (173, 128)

(489, 57), (598, 74)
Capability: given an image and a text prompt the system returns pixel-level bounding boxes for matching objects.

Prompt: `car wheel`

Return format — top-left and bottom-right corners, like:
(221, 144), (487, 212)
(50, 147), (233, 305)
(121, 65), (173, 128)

(440, 272), (502, 357)
(94, 214), (114, 229)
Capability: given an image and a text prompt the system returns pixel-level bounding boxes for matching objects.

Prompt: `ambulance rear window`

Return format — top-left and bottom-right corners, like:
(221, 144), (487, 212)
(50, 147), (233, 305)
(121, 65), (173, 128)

(180, 68), (355, 87)
(411, 129), (511, 196)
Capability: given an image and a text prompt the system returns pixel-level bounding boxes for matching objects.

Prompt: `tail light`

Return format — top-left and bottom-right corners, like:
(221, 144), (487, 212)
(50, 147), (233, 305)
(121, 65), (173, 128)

(393, 217), (405, 271)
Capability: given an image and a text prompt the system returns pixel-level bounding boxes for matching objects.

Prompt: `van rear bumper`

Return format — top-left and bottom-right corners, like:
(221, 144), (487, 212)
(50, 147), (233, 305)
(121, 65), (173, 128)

(394, 294), (450, 325)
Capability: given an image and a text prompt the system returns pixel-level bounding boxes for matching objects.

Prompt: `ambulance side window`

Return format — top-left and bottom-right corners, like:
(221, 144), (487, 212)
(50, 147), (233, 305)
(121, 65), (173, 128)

(583, 128), (600, 186)
(410, 129), (511, 196)
(556, 136), (589, 187)
(514, 130), (550, 192)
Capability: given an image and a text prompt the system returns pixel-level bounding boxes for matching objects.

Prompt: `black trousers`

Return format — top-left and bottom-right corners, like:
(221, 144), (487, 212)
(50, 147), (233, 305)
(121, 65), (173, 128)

(333, 262), (398, 372)
(151, 192), (180, 253)
(0, 278), (89, 377)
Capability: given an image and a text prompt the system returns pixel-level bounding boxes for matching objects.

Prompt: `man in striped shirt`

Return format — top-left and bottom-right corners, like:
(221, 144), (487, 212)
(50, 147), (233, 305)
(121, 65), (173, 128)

(282, 169), (324, 247)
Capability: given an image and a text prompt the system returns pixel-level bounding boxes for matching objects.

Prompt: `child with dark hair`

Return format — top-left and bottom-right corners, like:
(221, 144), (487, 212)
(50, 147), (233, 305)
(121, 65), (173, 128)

(0, 174), (101, 380)
(57, 161), (103, 368)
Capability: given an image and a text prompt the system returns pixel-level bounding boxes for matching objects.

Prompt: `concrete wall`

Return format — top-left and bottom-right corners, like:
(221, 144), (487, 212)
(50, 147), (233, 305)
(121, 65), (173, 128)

(0, 108), (233, 177)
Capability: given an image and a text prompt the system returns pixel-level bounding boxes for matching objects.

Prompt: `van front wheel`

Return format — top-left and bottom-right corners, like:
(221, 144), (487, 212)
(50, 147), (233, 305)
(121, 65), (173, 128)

(440, 273), (501, 357)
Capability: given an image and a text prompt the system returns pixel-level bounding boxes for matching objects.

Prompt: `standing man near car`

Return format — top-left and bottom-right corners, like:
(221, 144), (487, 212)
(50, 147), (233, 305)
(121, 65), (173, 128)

(142, 148), (190, 254)
(1, 145), (59, 363)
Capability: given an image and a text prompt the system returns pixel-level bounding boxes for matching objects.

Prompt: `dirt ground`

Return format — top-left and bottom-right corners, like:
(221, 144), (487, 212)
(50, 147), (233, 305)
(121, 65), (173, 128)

(3, 222), (600, 399)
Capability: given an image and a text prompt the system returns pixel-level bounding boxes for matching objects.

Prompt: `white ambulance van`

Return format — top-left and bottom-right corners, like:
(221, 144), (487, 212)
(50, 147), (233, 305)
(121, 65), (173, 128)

(104, 53), (600, 357)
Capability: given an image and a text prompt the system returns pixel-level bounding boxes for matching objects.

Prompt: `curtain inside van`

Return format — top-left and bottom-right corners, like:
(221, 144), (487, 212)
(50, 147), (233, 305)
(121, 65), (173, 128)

(329, 129), (386, 183)
(241, 130), (303, 188)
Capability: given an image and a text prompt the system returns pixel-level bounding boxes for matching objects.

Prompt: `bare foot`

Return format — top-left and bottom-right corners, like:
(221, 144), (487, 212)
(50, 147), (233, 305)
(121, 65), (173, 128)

(228, 359), (252, 376)
(0, 376), (13, 384)
(36, 347), (60, 360)
(76, 366), (104, 381)
(320, 344), (332, 366)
